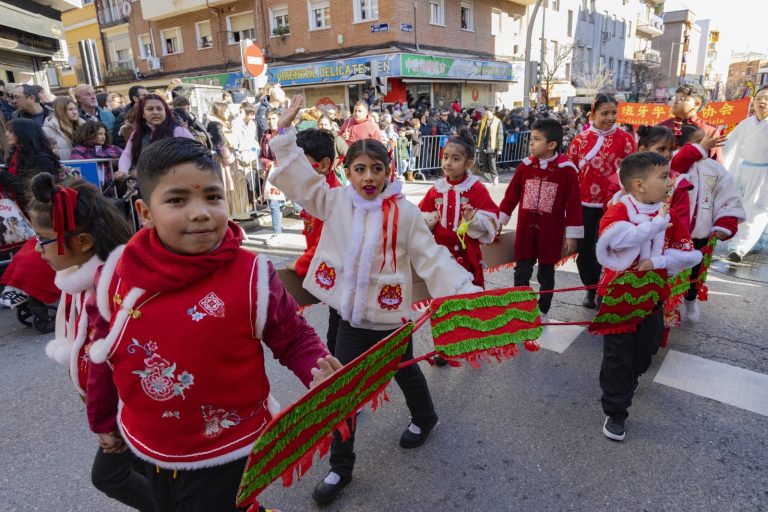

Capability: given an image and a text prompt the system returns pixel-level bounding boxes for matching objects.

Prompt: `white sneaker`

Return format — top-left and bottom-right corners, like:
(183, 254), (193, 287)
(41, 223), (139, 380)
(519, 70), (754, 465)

(540, 313), (549, 323)
(264, 234), (284, 247)
(492, 177), (499, 186)
(683, 299), (701, 322)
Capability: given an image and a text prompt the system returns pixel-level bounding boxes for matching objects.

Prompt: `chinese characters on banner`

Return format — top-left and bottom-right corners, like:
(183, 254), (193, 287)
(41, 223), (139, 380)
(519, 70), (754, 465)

(617, 99), (750, 134)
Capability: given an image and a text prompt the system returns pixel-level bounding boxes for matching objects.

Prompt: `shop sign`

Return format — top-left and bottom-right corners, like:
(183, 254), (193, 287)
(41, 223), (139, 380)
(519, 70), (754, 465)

(371, 23), (389, 33)
(400, 23), (413, 32)
(268, 54), (399, 86)
(399, 54), (519, 82)
(181, 72), (244, 88)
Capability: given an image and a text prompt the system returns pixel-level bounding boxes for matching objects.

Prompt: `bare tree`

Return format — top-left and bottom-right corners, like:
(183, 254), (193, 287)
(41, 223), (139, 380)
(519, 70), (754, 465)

(629, 63), (666, 102)
(573, 62), (615, 96)
(539, 42), (578, 108)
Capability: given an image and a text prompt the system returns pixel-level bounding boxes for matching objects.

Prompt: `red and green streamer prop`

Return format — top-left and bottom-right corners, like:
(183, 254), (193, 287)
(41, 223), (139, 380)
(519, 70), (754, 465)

(430, 287), (542, 367)
(237, 322), (414, 508)
(589, 270), (670, 335)
(696, 235), (718, 301)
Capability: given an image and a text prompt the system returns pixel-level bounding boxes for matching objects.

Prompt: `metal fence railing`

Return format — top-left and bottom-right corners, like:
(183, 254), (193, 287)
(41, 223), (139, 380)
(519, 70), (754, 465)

(393, 131), (531, 178)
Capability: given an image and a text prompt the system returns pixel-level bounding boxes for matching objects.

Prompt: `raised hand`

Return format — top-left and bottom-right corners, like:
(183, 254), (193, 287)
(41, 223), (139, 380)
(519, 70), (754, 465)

(700, 133), (727, 152)
(278, 94), (304, 129)
(310, 355), (343, 389)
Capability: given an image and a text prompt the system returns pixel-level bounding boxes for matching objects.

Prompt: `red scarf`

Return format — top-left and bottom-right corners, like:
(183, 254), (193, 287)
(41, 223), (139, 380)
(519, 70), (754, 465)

(118, 221), (244, 293)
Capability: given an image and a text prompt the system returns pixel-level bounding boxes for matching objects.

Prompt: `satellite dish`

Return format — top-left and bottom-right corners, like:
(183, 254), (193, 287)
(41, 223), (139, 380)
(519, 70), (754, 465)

(121, 2), (132, 17)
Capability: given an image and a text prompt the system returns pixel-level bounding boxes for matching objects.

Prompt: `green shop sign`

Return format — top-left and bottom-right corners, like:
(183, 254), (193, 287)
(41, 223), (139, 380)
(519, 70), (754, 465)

(399, 54), (518, 82)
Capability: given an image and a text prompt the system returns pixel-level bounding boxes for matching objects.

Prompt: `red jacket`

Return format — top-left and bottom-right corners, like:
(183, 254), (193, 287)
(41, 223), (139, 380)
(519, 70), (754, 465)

(295, 172), (342, 277)
(339, 115), (382, 144)
(657, 116), (724, 163)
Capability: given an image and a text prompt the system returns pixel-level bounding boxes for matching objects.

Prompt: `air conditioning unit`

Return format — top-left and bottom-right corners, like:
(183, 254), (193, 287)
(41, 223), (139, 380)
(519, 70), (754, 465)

(601, 31), (611, 42)
(147, 57), (162, 70)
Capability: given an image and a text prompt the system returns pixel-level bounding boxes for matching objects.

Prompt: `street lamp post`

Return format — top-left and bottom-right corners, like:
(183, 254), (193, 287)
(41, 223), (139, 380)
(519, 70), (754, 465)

(523, 0), (544, 116)
(668, 41), (683, 93)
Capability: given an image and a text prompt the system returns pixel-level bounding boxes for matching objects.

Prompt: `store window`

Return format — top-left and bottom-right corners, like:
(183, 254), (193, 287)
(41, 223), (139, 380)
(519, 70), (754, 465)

(353, 0), (378, 22)
(268, 6), (289, 37)
(491, 8), (502, 36)
(308, 0), (331, 30)
(138, 33), (154, 59)
(229, 12), (256, 43)
(196, 20), (213, 49)
(429, 0), (444, 26)
(433, 83), (460, 110)
(460, 1), (473, 31)
(160, 27), (183, 55)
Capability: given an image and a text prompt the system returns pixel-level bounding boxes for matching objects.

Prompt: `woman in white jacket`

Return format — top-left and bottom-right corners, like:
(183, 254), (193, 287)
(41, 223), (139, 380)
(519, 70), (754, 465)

(42, 96), (83, 160)
(270, 95), (480, 506)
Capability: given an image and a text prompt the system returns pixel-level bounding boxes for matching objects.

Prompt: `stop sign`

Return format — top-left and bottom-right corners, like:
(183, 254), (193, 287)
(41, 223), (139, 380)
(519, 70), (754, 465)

(243, 44), (266, 77)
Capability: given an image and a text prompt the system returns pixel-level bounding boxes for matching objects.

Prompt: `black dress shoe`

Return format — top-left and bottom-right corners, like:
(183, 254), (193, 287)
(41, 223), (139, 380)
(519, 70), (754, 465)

(399, 416), (438, 449)
(312, 472), (352, 505)
(582, 291), (596, 309)
(433, 355), (448, 366)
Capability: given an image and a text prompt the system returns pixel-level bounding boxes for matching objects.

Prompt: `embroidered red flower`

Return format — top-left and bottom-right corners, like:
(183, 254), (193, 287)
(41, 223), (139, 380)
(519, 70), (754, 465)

(315, 261), (336, 290)
(378, 284), (403, 310)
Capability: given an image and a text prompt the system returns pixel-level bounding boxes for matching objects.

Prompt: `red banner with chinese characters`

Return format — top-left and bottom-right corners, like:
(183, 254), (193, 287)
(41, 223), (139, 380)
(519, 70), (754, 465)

(617, 99), (750, 133)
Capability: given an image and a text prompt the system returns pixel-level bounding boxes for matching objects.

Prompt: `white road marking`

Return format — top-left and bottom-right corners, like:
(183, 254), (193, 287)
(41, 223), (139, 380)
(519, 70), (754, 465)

(654, 350), (768, 417)
(537, 320), (585, 353)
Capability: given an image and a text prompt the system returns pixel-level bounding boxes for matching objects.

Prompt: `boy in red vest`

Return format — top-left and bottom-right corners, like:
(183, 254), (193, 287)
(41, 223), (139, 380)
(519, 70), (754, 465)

(596, 152), (701, 442)
(286, 128), (343, 355)
(87, 137), (340, 512)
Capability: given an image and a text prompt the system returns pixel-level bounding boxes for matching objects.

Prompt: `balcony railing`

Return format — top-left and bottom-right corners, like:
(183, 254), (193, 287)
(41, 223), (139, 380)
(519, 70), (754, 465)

(106, 59), (138, 82)
(634, 49), (662, 66)
(98, 5), (128, 28)
(637, 12), (664, 37)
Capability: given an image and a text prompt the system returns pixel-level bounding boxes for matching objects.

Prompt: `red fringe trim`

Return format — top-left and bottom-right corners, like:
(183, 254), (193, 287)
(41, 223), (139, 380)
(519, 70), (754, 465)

(441, 343), (520, 368)
(697, 284), (708, 302)
(588, 323), (638, 335)
(523, 339), (540, 352)
(555, 253), (577, 269)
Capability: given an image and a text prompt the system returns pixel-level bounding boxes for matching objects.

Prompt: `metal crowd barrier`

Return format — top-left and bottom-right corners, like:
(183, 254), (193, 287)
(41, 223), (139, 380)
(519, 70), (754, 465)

(393, 131), (532, 177)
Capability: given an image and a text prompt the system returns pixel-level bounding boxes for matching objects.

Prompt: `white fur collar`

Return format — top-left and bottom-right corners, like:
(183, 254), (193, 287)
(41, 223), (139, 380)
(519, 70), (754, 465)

(434, 174), (479, 230)
(54, 256), (103, 295)
(621, 194), (663, 223)
(588, 123), (618, 137)
(346, 178), (403, 210)
(536, 153), (559, 169)
(434, 174), (478, 194)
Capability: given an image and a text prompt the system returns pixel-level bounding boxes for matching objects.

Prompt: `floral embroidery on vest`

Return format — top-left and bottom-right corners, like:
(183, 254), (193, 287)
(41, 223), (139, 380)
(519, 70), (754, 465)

(201, 405), (241, 438)
(128, 339), (195, 401)
(315, 261), (336, 290)
(199, 292), (225, 318)
(378, 284), (403, 310)
(188, 305), (206, 322)
(162, 411), (180, 419)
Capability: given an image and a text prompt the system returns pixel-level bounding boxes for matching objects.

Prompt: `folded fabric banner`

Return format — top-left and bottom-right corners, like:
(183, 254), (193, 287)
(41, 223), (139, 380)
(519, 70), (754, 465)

(430, 286), (543, 367)
(237, 322), (414, 508)
(589, 270), (670, 335)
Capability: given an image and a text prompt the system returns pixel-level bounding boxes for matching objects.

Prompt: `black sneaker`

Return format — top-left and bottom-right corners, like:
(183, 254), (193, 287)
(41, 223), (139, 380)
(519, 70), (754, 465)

(312, 472), (351, 505)
(399, 416), (438, 449)
(433, 355), (448, 367)
(602, 416), (625, 441)
(582, 291), (596, 309)
(727, 251), (742, 262)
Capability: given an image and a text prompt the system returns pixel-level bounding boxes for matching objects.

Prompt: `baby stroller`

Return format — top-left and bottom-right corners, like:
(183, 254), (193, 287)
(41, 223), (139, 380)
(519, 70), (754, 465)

(16, 299), (57, 334)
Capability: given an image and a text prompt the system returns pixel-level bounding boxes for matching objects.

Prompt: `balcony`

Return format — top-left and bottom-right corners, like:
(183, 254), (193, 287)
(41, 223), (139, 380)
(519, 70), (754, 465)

(98, 5), (128, 28)
(139, 0), (237, 22)
(633, 49), (661, 66)
(105, 59), (138, 82)
(637, 13), (664, 37)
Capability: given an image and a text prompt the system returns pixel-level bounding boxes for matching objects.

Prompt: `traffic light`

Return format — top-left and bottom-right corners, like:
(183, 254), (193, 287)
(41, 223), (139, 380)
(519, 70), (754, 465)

(370, 63), (387, 97)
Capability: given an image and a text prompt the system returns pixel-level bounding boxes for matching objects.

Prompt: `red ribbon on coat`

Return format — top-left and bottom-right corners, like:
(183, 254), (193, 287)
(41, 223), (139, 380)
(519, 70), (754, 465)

(379, 196), (399, 273)
(51, 186), (79, 255)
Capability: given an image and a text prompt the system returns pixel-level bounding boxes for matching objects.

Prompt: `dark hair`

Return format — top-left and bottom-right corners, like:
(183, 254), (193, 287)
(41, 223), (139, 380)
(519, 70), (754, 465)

(206, 120), (227, 148)
(96, 92), (109, 109)
(28, 173), (132, 261)
(241, 104), (255, 116)
(172, 96), (190, 108)
(265, 108), (280, 118)
(128, 85), (146, 104)
(173, 108), (195, 127)
(592, 93), (618, 114)
(130, 94), (178, 168)
(755, 85), (768, 97)
(296, 128), (335, 163)
(675, 83), (708, 109)
(532, 118), (564, 148)
(444, 128), (475, 160)
(16, 84), (40, 102)
(676, 125), (702, 147)
(135, 137), (220, 202)
(637, 125), (674, 149)
(7, 118), (59, 170)
(75, 120), (112, 146)
(345, 138), (390, 168)
(619, 152), (668, 191)
(171, 85), (185, 99)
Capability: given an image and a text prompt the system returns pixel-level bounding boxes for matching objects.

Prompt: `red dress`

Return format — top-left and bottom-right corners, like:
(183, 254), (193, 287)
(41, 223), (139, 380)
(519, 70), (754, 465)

(499, 155), (583, 265)
(419, 174), (499, 287)
(658, 116), (723, 162)
(567, 125), (637, 207)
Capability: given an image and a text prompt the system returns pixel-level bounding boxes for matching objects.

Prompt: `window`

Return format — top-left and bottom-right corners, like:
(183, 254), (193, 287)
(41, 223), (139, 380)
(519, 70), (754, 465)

(612, 15), (617, 36)
(617, 60), (622, 84)
(627, 21), (632, 38)
(138, 33), (154, 59)
(308, 0), (331, 30)
(619, 18), (625, 38)
(608, 57), (614, 71)
(460, 1), (473, 31)
(567, 10), (573, 37)
(230, 11), (257, 43)
(565, 62), (571, 80)
(551, 0), (559, 12)
(580, 0), (587, 21)
(429, 0), (445, 26)
(196, 20), (213, 49)
(109, 35), (133, 65)
(491, 8), (502, 36)
(353, 0), (378, 22)
(160, 27), (183, 55)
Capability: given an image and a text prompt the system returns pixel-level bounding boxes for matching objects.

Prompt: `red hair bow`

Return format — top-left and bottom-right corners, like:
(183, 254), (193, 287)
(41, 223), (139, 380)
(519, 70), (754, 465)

(51, 186), (78, 255)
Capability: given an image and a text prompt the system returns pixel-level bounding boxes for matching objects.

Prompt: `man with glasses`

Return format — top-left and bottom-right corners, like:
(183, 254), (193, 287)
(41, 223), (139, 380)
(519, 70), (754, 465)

(11, 84), (51, 128)
(0, 80), (14, 121)
(658, 83), (723, 162)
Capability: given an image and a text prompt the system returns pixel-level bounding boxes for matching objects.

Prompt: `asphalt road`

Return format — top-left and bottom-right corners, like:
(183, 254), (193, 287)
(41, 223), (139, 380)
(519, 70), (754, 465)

(1, 174), (767, 512)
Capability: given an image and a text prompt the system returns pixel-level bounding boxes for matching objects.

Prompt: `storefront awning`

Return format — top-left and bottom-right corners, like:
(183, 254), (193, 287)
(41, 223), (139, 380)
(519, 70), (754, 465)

(0, 3), (63, 41)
